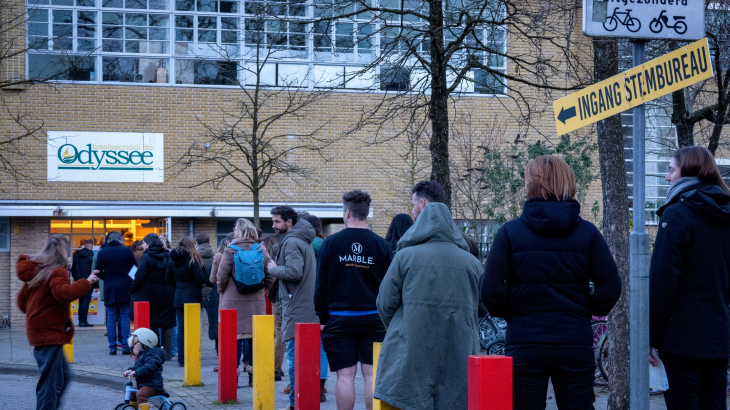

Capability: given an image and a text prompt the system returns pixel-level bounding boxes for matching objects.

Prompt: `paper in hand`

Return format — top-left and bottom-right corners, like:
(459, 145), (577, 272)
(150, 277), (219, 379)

(649, 356), (669, 391)
(128, 265), (138, 280)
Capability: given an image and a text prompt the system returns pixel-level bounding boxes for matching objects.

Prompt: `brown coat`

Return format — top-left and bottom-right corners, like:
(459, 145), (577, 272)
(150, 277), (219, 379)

(217, 238), (275, 335)
(16, 255), (91, 347)
(210, 252), (223, 284)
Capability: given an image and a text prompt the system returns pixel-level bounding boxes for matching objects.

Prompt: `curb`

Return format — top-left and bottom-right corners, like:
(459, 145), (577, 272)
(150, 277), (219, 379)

(0, 363), (124, 391)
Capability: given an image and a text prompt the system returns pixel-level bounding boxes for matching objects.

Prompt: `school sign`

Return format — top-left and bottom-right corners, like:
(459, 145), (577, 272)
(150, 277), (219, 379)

(47, 131), (164, 182)
(554, 38), (713, 136)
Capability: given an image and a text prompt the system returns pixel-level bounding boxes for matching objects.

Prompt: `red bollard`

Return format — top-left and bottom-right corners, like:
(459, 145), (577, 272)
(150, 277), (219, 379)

(468, 355), (512, 410)
(219, 309), (237, 403)
(295, 323), (320, 410)
(134, 301), (150, 330)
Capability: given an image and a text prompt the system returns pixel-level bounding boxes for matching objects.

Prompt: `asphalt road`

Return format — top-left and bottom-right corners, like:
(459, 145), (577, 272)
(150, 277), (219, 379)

(0, 373), (122, 410)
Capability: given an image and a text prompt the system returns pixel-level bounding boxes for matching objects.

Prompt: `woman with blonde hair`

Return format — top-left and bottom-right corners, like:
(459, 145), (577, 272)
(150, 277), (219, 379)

(217, 218), (275, 386)
(165, 236), (207, 367)
(17, 234), (99, 409)
(481, 155), (622, 409)
(650, 146), (730, 410)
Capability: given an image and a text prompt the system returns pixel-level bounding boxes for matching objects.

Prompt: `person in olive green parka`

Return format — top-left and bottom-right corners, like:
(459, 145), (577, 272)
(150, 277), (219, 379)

(374, 193), (482, 410)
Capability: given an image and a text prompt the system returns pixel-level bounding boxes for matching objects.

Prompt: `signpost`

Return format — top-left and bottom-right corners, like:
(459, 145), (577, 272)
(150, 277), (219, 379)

(576, 2), (707, 409)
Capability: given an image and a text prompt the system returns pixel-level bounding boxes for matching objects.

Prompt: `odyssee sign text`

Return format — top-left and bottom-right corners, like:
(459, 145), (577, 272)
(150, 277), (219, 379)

(47, 132), (164, 183)
(554, 38), (713, 136)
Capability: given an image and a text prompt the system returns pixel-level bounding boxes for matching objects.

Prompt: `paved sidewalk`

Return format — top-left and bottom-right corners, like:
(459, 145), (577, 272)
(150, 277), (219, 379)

(0, 317), (355, 410)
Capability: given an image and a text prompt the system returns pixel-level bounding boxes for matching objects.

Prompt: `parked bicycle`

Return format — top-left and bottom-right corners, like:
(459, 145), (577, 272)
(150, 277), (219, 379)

(478, 315), (506, 353)
(649, 10), (687, 34)
(603, 8), (641, 33)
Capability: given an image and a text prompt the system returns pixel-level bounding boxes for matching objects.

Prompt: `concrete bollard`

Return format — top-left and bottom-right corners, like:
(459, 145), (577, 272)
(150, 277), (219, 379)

(372, 343), (397, 410)
(184, 303), (201, 385)
(218, 309), (237, 403)
(253, 315), (274, 410)
(134, 301), (150, 330)
(64, 303), (73, 363)
(294, 323), (320, 410)
(468, 355), (512, 410)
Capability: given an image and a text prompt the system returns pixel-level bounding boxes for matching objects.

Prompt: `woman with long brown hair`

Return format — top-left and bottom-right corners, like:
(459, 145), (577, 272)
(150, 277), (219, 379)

(650, 146), (730, 410)
(165, 236), (207, 367)
(17, 234), (99, 409)
(481, 155), (621, 409)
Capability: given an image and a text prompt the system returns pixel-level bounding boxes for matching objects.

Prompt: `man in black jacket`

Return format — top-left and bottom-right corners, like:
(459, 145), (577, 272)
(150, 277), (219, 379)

(72, 239), (96, 327)
(93, 231), (137, 355)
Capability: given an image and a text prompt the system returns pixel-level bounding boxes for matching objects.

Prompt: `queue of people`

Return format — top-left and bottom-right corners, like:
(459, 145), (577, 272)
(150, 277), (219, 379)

(16, 149), (730, 410)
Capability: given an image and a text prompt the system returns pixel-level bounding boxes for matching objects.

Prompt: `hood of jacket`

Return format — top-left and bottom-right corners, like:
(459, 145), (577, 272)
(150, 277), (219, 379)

(17, 255), (40, 283)
(520, 198), (582, 237)
(145, 245), (168, 261)
(277, 218), (315, 246)
(170, 247), (190, 263)
(197, 243), (215, 258)
(312, 236), (324, 256)
(678, 184), (730, 226)
(397, 203), (468, 251)
(74, 247), (94, 260)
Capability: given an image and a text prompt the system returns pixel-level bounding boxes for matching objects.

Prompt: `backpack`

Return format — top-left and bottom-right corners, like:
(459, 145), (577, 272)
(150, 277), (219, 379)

(228, 243), (266, 294)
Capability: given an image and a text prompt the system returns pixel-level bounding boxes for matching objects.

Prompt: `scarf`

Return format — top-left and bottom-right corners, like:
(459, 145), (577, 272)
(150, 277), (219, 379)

(665, 176), (701, 205)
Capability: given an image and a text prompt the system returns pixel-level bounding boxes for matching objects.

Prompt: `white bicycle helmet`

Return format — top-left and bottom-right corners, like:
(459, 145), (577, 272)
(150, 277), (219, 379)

(130, 328), (158, 349)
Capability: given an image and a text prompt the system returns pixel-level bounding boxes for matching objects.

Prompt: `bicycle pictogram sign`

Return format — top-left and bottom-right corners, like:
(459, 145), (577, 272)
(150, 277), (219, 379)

(603, 7), (642, 33)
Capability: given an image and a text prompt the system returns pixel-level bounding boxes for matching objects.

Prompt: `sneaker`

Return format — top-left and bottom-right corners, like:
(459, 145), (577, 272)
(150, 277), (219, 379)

(214, 366), (218, 372)
(178, 363), (184, 367)
(275, 370), (283, 381)
(320, 380), (327, 402)
(109, 348), (117, 355)
(122, 348), (131, 355)
(283, 384), (290, 394)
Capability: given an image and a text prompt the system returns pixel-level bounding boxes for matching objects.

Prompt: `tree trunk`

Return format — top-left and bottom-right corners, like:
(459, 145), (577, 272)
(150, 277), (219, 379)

(672, 89), (695, 147)
(593, 37), (631, 410)
(253, 190), (260, 228)
(428, 0), (452, 208)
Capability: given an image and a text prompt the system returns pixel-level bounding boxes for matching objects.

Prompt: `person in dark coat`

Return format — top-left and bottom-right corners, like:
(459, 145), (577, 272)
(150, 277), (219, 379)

(72, 239), (96, 327)
(384, 213), (413, 257)
(196, 233), (219, 350)
(481, 155), (622, 410)
(94, 231), (137, 355)
(130, 233), (175, 359)
(649, 146), (730, 410)
(165, 236), (207, 366)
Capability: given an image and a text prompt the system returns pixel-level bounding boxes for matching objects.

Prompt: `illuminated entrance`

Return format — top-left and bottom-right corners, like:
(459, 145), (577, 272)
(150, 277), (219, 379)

(50, 218), (169, 249)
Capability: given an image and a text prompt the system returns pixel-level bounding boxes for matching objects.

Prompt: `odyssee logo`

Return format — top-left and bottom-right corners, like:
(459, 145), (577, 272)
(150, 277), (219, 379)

(56, 143), (156, 171)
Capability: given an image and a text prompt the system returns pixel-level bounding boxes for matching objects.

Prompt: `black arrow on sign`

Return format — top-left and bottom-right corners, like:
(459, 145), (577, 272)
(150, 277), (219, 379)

(557, 106), (577, 124)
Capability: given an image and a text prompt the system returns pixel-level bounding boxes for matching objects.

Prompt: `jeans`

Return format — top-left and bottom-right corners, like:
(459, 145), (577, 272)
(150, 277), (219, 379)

(33, 345), (71, 410)
(285, 339), (329, 406)
(171, 324), (178, 356)
(238, 338), (252, 366)
(176, 309), (185, 364)
(106, 303), (130, 350)
(662, 352), (729, 410)
(77, 288), (93, 324)
(507, 344), (595, 410)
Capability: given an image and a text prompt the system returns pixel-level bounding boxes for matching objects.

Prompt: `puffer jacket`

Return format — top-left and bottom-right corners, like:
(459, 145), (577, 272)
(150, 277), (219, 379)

(129, 347), (167, 390)
(374, 203), (482, 410)
(268, 219), (319, 342)
(17, 256), (91, 346)
(650, 184), (730, 359)
(165, 248), (207, 308)
(130, 245), (175, 328)
(481, 198), (622, 347)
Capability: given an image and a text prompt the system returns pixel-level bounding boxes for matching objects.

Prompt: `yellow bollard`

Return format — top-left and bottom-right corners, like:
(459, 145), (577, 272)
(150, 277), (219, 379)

(253, 315), (275, 410)
(373, 343), (398, 410)
(184, 303), (201, 386)
(64, 303), (74, 363)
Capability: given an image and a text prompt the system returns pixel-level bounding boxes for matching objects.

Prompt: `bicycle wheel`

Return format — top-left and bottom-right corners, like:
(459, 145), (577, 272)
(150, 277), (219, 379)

(114, 404), (126, 410)
(597, 333), (610, 382)
(603, 16), (618, 32)
(485, 339), (506, 356)
(627, 17), (641, 32)
(591, 320), (608, 384)
(170, 403), (187, 410)
(674, 20), (687, 35)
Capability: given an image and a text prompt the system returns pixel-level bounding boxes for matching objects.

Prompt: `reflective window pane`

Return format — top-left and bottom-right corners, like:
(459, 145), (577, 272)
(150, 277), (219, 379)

(29, 54), (97, 81)
(103, 57), (168, 82)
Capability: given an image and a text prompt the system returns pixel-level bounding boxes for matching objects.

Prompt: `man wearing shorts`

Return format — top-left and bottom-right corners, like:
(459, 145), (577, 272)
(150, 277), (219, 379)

(315, 190), (393, 410)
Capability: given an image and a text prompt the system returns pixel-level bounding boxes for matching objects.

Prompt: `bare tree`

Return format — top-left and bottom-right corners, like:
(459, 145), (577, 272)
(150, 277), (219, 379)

(308, 0), (590, 207)
(173, 9), (336, 227)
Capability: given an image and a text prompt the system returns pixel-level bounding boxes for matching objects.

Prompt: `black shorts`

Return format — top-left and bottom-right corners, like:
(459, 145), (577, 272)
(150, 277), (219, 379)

(321, 314), (386, 372)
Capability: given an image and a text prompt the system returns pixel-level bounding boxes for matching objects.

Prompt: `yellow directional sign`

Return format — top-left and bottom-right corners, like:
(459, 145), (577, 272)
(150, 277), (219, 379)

(554, 38), (714, 136)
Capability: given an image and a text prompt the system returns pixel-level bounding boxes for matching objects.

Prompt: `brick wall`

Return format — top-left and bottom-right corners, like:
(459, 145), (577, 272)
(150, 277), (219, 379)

(8, 218), (50, 328)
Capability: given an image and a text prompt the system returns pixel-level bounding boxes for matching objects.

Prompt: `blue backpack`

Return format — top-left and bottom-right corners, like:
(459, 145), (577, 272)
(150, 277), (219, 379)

(228, 243), (265, 294)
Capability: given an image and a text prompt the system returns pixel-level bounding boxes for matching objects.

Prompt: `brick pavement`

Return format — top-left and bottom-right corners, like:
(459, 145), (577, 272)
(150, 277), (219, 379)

(0, 318), (357, 410)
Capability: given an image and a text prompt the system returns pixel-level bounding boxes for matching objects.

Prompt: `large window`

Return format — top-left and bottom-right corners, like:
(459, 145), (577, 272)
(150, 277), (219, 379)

(26, 0), (507, 92)
(50, 219), (164, 248)
(0, 218), (8, 252)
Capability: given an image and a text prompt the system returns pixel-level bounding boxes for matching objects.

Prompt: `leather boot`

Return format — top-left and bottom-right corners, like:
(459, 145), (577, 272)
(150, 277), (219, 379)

(320, 379), (326, 402)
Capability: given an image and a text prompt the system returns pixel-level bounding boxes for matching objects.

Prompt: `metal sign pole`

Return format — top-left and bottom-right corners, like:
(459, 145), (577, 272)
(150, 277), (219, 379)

(630, 38), (650, 410)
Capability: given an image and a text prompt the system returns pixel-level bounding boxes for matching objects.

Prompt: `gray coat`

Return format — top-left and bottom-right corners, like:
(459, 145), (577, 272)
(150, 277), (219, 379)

(269, 219), (319, 342)
(374, 203), (482, 410)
